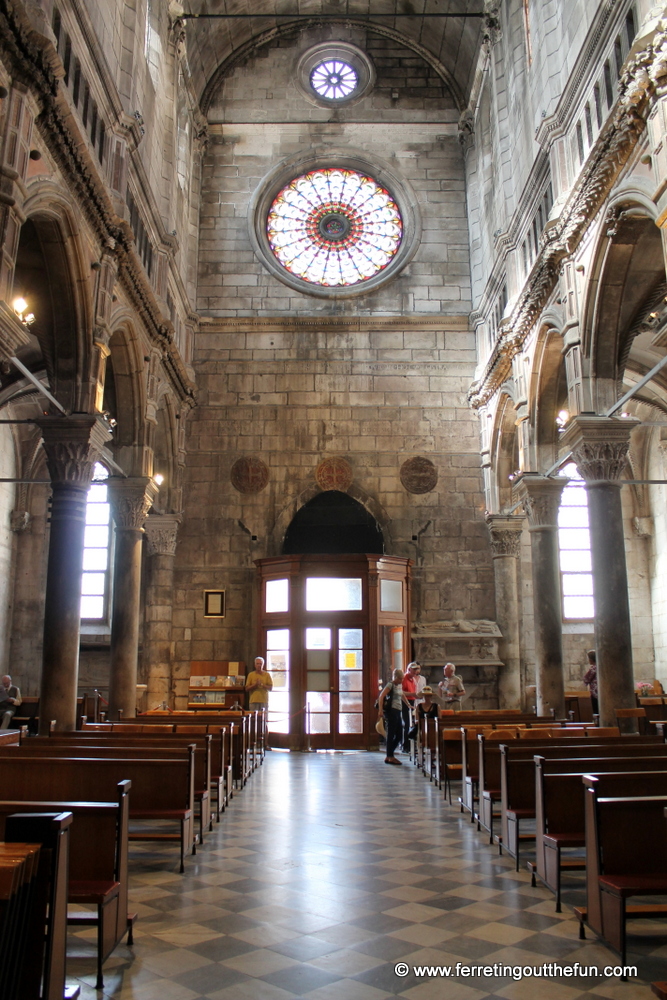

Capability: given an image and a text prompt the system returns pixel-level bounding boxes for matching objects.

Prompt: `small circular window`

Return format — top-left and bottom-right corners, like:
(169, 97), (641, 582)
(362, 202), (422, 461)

(266, 168), (403, 288)
(296, 42), (375, 108)
(310, 60), (358, 100)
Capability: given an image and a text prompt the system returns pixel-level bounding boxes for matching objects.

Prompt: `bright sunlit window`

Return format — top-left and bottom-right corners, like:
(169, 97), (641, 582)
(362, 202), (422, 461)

(80, 462), (111, 620)
(305, 577), (362, 611)
(558, 462), (594, 620)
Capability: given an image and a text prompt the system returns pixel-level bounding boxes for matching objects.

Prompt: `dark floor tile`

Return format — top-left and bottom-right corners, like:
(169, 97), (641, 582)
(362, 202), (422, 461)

(269, 936), (340, 962)
(260, 964), (342, 993)
(190, 936), (259, 961)
(174, 962), (251, 994)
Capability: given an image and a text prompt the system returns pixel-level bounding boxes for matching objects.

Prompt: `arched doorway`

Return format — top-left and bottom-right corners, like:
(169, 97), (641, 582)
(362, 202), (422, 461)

(256, 554), (411, 750)
(282, 491), (384, 554)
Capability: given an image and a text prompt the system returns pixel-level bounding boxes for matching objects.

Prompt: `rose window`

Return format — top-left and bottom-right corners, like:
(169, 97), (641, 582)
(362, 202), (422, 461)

(310, 60), (358, 100)
(266, 168), (403, 287)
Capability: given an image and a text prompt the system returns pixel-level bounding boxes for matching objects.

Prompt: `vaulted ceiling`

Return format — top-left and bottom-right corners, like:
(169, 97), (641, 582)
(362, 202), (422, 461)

(181, 0), (486, 111)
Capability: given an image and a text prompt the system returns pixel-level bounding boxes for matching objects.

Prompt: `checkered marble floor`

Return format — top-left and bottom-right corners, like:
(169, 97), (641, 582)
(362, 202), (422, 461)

(67, 751), (663, 998)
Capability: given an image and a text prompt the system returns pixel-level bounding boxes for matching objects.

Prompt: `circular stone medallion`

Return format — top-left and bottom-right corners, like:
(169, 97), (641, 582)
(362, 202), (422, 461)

(316, 457), (353, 492)
(400, 457), (438, 494)
(231, 457), (269, 494)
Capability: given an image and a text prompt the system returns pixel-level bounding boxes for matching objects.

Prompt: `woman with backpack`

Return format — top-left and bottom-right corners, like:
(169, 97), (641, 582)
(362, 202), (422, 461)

(377, 668), (411, 766)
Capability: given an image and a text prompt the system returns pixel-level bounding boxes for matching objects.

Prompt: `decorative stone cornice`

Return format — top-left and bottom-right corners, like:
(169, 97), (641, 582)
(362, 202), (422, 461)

(513, 475), (567, 529)
(485, 514), (524, 557)
(144, 512), (182, 557)
(36, 415), (111, 487)
(107, 476), (159, 531)
(467, 21), (667, 411)
(560, 415), (640, 483)
(483, 0), (502, 45)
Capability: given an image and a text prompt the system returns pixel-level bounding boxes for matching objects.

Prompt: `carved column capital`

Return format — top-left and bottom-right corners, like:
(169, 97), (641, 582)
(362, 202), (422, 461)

(514, 474), (567, 529)
(560, 415), (640, 483)
(36, 416), (111, 487)
(485, 514), (524, 557)
(107, 477), (159, 531)
(0, 303), (32, 361)
(483, 0), (502, 44)
(144, 512), (182, 556)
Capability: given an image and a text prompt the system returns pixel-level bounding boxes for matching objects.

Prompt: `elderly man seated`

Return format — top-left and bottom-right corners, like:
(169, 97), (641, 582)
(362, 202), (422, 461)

(0, 675), (21, 729)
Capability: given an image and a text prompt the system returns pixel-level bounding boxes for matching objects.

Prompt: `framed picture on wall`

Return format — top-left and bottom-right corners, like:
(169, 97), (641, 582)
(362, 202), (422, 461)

(203, 590), (225, 618)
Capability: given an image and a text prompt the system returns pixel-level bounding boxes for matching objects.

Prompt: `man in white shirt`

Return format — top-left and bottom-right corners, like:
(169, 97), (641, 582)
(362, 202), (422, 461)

(438, 662), (465, 711)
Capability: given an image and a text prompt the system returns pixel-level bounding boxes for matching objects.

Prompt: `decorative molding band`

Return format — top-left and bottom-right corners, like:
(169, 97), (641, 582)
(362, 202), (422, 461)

(199, 315), (471, 333)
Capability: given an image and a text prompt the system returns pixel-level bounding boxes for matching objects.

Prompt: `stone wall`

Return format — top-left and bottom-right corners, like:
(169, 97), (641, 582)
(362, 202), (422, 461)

(173, 316), (494, 707)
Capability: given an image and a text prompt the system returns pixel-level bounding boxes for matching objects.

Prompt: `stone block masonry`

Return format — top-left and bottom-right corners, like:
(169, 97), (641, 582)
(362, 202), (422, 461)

(172, 316), (495, 706)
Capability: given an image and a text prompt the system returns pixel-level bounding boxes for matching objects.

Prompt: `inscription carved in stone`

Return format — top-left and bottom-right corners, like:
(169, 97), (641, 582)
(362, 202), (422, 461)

(400, 457), (438, 494)
(315, 457), (353, 492)
(231, 457), (269, 494)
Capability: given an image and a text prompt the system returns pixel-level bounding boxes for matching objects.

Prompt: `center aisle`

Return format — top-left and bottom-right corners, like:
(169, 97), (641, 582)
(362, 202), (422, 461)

(70, 752), (657, 999)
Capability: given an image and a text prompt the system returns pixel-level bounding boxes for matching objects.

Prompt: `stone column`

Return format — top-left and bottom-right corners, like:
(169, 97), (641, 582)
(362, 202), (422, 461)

(561, 416), (640, 728)
(515, 475), (568, 719)
(107, 478), (159, 720)
(37, 416), (110, 732)
(143, 513), (181, 710)
(485, 515), (524, 708)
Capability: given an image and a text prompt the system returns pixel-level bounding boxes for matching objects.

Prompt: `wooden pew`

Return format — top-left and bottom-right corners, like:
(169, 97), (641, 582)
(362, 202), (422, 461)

(87, 714), (250, 791)
(582, 782), (667, 968)
(40, 736), (213, 838)
(478, 737), (657, 863)
(533, 755), (667, 910)
(0, 757), (194, 873)
(0, 783), (133, 990)
(55, 727), (229, 819)
(493, 737), (667, 869)
(3, 811), (74, 1000)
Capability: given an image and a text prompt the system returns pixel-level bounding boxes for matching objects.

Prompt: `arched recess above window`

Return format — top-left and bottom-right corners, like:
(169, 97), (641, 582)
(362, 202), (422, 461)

(282, 491), (384, 555)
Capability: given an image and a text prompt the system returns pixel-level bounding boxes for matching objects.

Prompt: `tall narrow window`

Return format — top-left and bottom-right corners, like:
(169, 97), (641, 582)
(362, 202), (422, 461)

(80, 462), (111, 620)
(558, 463), (594, 620)
(576, 122), (585, 165)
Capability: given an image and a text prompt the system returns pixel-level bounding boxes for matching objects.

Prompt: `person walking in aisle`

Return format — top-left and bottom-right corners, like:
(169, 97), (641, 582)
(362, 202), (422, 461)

(378, 668), (411, 766)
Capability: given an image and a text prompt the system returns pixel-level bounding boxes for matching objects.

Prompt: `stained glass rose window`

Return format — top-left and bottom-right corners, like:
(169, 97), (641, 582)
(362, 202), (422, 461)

(266, 168), (403, 287)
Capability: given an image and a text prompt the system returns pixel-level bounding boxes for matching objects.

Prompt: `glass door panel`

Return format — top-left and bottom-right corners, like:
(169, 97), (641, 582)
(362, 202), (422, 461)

(306, 627), (331, 734)
(266, 628), (290, 734)
(338, 627), (363, 737)
(391, 627), (404, 672)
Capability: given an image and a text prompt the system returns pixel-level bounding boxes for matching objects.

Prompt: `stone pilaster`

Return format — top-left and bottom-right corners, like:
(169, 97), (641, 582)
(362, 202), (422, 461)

(143, 513), (181, 710)
(36, 416), (111, 732)
(107, 478), (159, 720)
(486, 515), (524, 709)
(560, 416), (640, 728)
(515, 475), (568, 719)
